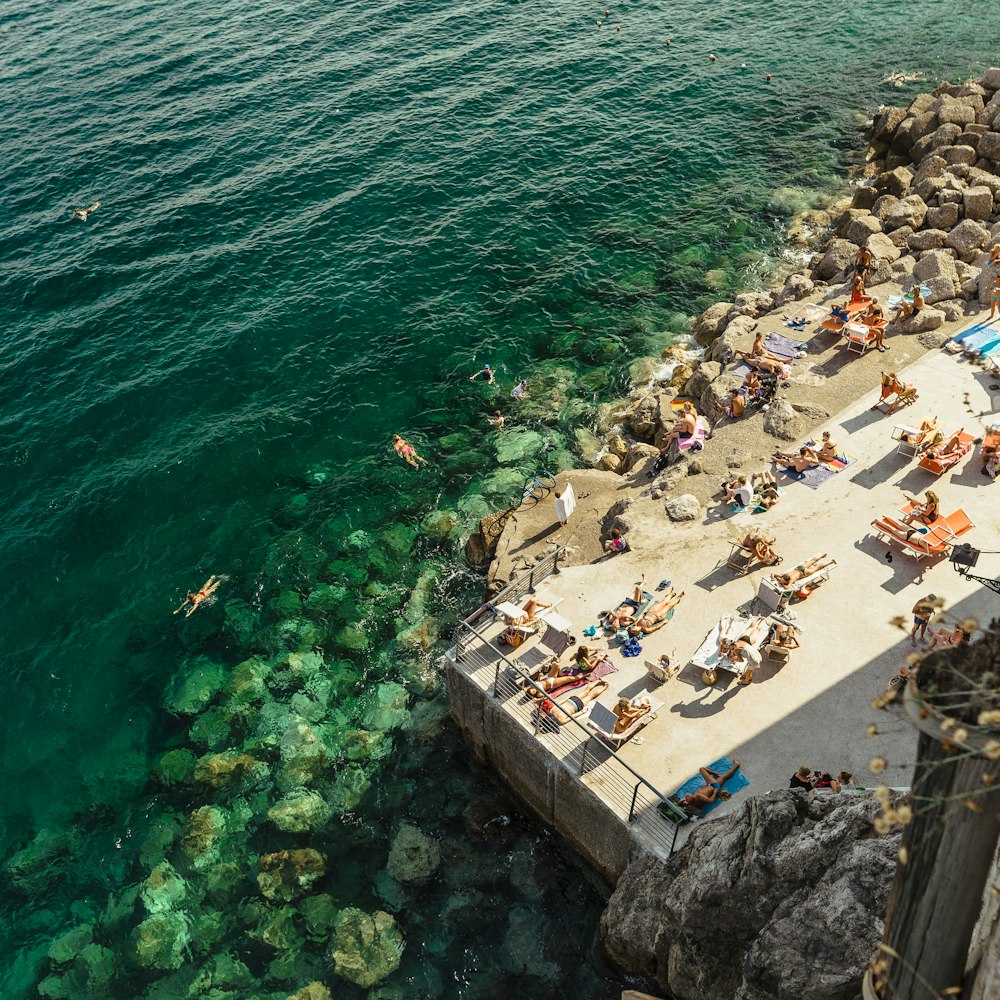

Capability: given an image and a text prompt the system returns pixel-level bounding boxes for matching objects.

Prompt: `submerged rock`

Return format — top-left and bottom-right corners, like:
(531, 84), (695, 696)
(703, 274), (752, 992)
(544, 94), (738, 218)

(131, 911), (191, 970)
(181, 806), (228, 870)
(154, 748), (197, 789)
(362, 682), (409, 732)
(286, 984), (332, 1000)
(194, 751), (265, 790)
(386, 824), (441, 886)
(165, 656), (228, 715)
(140, 861), (187, 914)
(257, 849), (326, 902)
(268, 789), (333, 833)
(330, 908), (405, 988)
(47, 924), (93, 965)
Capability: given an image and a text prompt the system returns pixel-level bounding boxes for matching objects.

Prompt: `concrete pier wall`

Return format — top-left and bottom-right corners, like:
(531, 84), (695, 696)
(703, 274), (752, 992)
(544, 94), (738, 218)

(446, 657), (636, 884)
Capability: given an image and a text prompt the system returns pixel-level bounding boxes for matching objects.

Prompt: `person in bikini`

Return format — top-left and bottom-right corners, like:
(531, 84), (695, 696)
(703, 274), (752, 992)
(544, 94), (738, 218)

(926, 624), (967, 650)
(605, 576), (647, 628)
(771, 555), (836, 589)
(902, 489), (940, 525)
(737, 331), (785, 366)
(804, 431), (839, 463)
(679, 759), (741, 813)
(392, 434), (428, 468)
(524, 672), (587, 697)
(750, 470), (781, 508)
(772, 447), (820, 473)
(174, 576), (224, 617)
(742, 527), (780, 565)
(629, 588), (685, 636)
(612, 696), (652, 734)
(922, 431), (970, 462)
(536, 679), (609, 726)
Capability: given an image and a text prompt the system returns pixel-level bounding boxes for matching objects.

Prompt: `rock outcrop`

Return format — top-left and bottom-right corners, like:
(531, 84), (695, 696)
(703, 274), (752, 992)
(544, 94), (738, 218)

(601, 792), (901, 1000)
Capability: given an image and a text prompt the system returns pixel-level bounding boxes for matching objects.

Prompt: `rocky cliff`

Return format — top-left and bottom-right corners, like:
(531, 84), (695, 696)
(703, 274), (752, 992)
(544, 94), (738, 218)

(600, 792), (901, 1000)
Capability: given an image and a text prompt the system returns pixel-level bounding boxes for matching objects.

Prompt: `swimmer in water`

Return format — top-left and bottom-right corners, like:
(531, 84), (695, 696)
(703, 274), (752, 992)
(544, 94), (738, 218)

(511, 379), (528, 400)
(72, 202), (100, 221)
(488, 409), (505, 429)
(174, 575), (224, 617)
(469, 364), (495, 384)
(393, 434), (428, 468)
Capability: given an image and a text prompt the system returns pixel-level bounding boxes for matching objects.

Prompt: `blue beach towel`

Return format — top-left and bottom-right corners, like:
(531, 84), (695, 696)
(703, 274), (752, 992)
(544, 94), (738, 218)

(791, 464), (836, 489)
(672, 757), (751, 819)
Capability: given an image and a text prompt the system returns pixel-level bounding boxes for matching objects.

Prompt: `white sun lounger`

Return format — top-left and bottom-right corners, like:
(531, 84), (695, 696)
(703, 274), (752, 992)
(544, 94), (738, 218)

(585, 696), (664, 747)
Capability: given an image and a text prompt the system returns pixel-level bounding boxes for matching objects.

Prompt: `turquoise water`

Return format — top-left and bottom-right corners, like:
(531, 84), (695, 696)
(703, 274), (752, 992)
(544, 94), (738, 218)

(4, 0), (1000, 996)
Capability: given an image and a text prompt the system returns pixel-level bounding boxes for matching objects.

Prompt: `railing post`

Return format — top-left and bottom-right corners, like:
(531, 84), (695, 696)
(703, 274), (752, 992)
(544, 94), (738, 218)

(553, 547), (561, 574)
(533, 706), (541, 736)
(628, 782), (641, 822)
(493, 661), (501, 698)
(580, 736), (591, 775)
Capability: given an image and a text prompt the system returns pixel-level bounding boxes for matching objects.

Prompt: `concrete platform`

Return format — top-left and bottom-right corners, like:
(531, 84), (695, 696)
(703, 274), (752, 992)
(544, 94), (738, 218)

(457, 344), (1000, 851)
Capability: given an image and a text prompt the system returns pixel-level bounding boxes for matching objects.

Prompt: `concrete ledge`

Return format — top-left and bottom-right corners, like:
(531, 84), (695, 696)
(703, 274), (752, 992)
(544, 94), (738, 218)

(447, 660), (635, 883)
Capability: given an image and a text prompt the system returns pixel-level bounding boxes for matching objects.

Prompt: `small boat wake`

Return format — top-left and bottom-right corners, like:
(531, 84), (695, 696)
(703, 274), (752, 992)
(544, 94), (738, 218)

(880, 71), (926, 89)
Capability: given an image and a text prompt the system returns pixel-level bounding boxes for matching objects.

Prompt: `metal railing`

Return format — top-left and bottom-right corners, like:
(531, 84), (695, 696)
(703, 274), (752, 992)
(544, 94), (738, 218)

(453, 616), (687, 859)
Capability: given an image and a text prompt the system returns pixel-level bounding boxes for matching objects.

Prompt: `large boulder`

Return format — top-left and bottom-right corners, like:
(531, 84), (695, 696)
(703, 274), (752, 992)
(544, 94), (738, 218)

(625, 442), (661, 474)
(871, 194), (900, 224)
(268, 789), (333, 833)
(131, 912), (190, 971)
(601, 498), (634, 540)
(918, 276), (959, 306)
(874, 165), (913, 198)
(763, 400), (799, 442)
(710, 316), (757, 364)
(140, 862), (187, 914)
(386, 824), (441, 885)
(692, 302), (733, 345)
(330, 909), (405, 988)
(982, 67), (1000, 90)
(814, 239), (859, 280)
(883, 194), (928, 230)
(866, 232), (901, 263)
(701, 373), (744, 419)
(683, 361), (721, 401)
(945, 218), (991, 260)
(926, 202), (961, 230)
(728, 290), (774, 319)
(977, 131), (1000, 162)
(913, 249), (959, 284)
(911, 123), (964, 162)
(842, 214), (882, 246)
(871, 106), (907, 144)
(895, 306), (946, 334)
(600, 792), (900, 1000)
(664, 495), (700, 522)
(907, 229), (947, 252)
(943, 144), (978, 167)
(963, 185), (994, 222)
(774, 272), (815, 306)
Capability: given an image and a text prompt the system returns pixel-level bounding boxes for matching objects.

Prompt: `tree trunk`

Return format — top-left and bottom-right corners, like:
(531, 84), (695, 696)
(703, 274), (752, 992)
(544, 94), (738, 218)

(882, 730), (1000, 1000)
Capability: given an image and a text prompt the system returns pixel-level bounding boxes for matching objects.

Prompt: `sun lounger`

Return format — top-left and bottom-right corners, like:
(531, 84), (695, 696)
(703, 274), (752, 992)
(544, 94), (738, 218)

(869, 514), (968, 560)
(917, 431), (976, 476)
(756, 556), (836, 610)
(689, 614), (762, 681)
(513, 623), (573, 674)
(844, 322), (876, 354)
(585, 695), (664, 747)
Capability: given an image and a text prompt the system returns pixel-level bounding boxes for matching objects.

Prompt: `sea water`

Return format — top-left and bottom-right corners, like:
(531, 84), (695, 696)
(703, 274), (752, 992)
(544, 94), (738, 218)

(2, 0), (1000, 996)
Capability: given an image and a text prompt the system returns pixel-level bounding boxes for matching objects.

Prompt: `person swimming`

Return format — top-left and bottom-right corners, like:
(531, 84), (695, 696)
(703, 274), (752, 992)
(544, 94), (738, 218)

(72, 202), (100, 221)
(173, 575), (225, 617)
(392, 434), (428, 468)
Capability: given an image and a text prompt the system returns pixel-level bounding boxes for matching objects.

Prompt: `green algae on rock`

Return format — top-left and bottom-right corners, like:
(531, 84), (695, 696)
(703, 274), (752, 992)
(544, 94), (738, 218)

(330, 908), (405, 988)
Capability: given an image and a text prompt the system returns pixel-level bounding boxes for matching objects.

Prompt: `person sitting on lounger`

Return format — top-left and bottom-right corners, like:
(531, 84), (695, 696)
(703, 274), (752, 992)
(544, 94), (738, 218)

(890, 286), (925, 325)
(925, 624), (967, 650)
(524, 672), (587, 697)
(830, 304), (850, 324)
(873, 372), (918, 414)
(771, 555), (836, 589)
(679, 759), (741, 813)
(612, 696), (652, 734)
(724, 616), (770, 685)
(510, 596), (552, 625)
(772, 622), (800, 649)
(537, 679), (609, 726)
(605, 577), (646, 628)
(900, 417), (939, 449)
(772, 447), (819, 473)
(902, 489), (940, 525)
(742, 527), (780, 565)
(659, 401), (698, 450)
(922, 430), (971, 462)
(629, 588), (685, 636)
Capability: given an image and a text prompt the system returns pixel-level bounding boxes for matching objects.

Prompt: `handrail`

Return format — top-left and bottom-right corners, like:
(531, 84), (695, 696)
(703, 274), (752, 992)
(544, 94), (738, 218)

(453, 617), (688, 855)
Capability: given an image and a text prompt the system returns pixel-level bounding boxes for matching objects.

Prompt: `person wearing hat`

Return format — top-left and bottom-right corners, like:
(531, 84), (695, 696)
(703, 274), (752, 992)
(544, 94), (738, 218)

(910, 594), (937, 646)
(469, 363), (494, 384)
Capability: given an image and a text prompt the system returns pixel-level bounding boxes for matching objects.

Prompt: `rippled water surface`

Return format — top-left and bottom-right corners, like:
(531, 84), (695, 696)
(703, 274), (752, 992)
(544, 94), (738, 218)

(2, 0), (1000, 996)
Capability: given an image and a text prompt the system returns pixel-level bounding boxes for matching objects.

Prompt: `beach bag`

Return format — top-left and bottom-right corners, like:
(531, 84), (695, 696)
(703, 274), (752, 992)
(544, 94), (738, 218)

(502, 627), (525, 648)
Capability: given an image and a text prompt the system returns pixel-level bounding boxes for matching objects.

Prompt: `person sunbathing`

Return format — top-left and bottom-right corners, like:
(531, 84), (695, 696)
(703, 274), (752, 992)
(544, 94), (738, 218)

(805, 431), (839, 463)
(721, 475), (753, 505)
(524, 673), (587, 697)
(772, 447), (819, 473)
(612, 696), (652, 734)
(830, 304), (850, 324)
(174, 576), (224, 617)
(772, 622), (800, 649)
(737, 331), (785, 366)
(900, 417), (939, 449)
(744, 354), (790, 376)
(724, 617), (770, 684)
(605, 577), (646, 628)
(742, 528), (780, 565)
(660, 402), (698, 449)
(873, 372), (918, 414)
(537, 679), (609, 726)
(922, 430), (969, 461)
(890, 285), (925, 325)
(679, 759), (741, 814)
(512, 597), (552, 625)
(750, 470), (781, 508)
(771, 555), (836, 589)
(925, 624), (967, 650)
(902, 490), (940, 525)
(629, 589), (685, 635)
(981, 429), (1000, 477)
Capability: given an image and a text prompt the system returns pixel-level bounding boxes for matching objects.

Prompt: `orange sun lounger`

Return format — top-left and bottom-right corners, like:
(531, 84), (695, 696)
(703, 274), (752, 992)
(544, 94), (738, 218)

(870, 509), (975, 560)
(917, 431), (976, 476)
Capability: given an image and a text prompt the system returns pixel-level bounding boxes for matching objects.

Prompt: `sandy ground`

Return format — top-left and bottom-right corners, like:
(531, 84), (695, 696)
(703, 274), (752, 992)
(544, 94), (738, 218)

(478, 276), (1000, 846)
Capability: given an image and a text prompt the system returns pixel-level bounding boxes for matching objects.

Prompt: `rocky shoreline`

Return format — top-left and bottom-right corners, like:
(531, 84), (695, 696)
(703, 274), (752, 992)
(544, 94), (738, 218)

(471, 69), (1000, 1000)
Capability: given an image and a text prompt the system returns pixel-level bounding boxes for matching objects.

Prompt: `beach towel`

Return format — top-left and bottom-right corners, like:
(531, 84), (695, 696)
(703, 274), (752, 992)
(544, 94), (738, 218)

(671, 756), (751, 819)
(669, 397), (694, 412)
(790, 464), (836, 489)
(803, 442), (857, 472)
(731, 486), (785, 512)
(733, 332), (803, 377)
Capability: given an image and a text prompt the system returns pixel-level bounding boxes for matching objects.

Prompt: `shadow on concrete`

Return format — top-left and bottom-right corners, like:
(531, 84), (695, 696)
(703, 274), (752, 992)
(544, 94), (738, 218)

(669, 683), (744, 718)
(695, 563), (741, 593)
(852, 534), (938, 594)
(510, 521), (562, 553)
(849, 447), (908, 490)
(842, 406), (887, 435)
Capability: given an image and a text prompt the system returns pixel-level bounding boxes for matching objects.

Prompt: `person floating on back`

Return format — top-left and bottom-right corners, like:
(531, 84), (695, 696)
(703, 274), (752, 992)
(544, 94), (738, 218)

(174, 575), (224, 617)
(72, 201), (100, 221)
(392, 434), (428, 469)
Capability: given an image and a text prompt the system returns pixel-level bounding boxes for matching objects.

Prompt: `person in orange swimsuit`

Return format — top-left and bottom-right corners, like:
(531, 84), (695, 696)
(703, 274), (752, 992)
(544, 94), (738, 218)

(174, 575), (224, 617)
